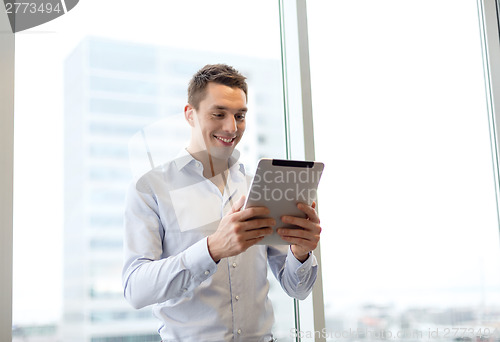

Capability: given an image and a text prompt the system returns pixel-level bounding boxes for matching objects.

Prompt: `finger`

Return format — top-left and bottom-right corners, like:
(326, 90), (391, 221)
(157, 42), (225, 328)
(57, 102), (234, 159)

(278, 230), (318, 251)
(279, 234), (315, 251)
(245, 227), (273, 240)
(241, 218), (276, 231)
(277, 227), (320, 250)
(237, 206), (271, 221)
(244, 235), (267, 246)
(297, 202), (320, 223)
(277, 227), (314, 240)
(231, 195), (246, 213)
(281, 215), (320, 232)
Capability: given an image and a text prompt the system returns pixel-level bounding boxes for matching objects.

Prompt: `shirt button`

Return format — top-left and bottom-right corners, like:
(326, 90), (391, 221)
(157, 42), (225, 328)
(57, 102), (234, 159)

(182, 288), (187, 292)
(235, 295), (240, 301)
(237, 329), (242, 334)
(232, 262), (237, 268)
(204, 270), (210, 275)
(299, 268), (305, 273)
(196, 162), (201, 167)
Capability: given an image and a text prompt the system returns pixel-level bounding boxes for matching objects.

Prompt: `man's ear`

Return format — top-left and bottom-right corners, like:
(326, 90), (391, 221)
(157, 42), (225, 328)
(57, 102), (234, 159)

(184, 104), (195, 127)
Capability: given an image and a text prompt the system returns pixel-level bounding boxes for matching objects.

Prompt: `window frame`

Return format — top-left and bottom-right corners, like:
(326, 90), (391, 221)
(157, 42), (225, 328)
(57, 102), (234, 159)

(279, 0), (326, 340)
(0, 7), (14, 342)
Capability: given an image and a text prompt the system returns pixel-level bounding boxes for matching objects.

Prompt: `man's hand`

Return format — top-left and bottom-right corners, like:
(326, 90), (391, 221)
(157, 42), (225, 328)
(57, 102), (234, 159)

(277, 202), (321, 262)
(207, 196), (275, 262)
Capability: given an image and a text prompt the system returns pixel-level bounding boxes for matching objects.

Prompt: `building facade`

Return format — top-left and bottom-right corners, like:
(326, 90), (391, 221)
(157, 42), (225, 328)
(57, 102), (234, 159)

(62, 36), (285, 342)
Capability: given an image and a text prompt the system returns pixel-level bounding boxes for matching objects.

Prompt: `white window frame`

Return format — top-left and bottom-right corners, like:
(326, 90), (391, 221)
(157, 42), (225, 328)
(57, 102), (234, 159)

(0, 7), (14, 342)
(279, 0), (326, 340)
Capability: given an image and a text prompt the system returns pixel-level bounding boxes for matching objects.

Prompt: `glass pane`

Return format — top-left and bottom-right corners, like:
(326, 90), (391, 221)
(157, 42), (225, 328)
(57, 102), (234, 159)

(308, 0), (500, 341)
(13, 1), (294, 341)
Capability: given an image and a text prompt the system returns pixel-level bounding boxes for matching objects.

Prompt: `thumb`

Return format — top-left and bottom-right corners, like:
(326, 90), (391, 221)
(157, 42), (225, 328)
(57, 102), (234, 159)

(231, 195), (246, 213)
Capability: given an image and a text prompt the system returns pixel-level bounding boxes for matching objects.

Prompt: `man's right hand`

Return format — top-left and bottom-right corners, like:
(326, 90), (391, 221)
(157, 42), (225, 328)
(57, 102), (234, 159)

(207, 195), (275, 262)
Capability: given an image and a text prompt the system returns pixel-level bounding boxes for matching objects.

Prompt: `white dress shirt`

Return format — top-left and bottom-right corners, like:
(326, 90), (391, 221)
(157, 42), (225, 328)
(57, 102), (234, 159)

(122, 149), (317, 342)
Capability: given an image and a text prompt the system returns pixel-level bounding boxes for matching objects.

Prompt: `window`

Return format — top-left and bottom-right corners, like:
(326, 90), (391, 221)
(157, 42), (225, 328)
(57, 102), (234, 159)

(7, 1), (500, 341)
(12, 1), (293, 341)
(308, 0), (500, 340)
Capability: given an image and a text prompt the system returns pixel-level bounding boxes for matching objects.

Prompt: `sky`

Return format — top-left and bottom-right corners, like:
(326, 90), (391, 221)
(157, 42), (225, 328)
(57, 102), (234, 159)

(12, 0), (500, 328)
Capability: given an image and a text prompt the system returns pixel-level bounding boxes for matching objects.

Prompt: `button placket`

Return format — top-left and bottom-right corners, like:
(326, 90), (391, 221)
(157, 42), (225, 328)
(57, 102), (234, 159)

(233, 258), (239, 301)
(228, 255), (243, 338)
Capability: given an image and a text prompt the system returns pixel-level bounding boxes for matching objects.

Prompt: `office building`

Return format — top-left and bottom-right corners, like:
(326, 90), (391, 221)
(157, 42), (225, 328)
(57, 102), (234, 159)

(62, 36), (284, 342)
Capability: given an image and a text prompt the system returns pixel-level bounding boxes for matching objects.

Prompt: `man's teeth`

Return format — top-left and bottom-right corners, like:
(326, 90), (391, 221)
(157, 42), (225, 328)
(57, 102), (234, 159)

(215, 136), (234, 143)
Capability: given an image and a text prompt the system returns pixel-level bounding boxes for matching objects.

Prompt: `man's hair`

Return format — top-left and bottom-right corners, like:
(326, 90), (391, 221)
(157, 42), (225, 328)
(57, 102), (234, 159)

(188, 64), (248, 110)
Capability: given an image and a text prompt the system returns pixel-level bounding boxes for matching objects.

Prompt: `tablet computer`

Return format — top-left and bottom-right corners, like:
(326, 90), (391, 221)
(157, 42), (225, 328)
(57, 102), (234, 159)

(244, 159), (324, 245)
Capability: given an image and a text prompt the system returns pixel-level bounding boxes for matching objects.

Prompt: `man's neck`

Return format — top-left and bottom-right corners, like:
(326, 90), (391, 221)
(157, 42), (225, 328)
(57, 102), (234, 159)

(186, 148), (230, 179)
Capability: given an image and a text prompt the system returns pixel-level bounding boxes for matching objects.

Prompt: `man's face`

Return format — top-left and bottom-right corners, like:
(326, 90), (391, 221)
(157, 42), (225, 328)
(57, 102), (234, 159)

(185, 82), (247, 160)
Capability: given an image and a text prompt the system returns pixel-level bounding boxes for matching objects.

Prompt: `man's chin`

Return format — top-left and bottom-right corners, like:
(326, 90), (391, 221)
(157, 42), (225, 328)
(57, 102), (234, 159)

(209, 145), (235, 161)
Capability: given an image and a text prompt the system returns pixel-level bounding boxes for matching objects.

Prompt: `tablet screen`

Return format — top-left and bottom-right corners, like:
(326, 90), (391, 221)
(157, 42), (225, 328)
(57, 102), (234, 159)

(244, 158), (324, 245)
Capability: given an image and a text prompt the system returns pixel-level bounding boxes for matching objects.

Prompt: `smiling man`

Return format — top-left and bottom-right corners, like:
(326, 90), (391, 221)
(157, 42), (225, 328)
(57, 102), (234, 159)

(122, 64), (322, 342)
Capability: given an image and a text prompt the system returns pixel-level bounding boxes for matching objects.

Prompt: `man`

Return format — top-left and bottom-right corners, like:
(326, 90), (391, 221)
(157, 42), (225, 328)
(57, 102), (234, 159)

(122, 64), (321, 342)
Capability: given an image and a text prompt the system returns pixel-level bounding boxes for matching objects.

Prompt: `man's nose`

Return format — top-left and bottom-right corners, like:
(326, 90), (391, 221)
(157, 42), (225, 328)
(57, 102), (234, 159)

(223, 116), (237, 133)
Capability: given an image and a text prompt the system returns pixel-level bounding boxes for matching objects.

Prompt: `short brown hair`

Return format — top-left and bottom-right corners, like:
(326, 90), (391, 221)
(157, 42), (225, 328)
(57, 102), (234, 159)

(188, 64), (248, 110)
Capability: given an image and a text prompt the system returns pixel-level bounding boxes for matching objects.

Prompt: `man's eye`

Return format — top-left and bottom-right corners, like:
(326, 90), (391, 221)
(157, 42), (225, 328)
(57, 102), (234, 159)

(236, 114), (246, 121)
(212, 113), (224, 118)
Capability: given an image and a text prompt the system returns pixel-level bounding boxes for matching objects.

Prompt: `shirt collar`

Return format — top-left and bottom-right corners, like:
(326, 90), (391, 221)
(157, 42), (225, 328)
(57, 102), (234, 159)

(173, 148), (195, 171)
(173, 148), (245, 176)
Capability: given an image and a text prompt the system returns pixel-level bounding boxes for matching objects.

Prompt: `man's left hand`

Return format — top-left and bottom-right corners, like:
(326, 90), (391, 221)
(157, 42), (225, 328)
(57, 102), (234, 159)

(277, 202), (321, 262)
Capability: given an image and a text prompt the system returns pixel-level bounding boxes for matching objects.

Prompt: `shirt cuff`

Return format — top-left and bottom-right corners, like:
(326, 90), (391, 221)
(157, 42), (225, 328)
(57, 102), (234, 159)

(286, 247), (317, 275)
(183, 237), (218, 283)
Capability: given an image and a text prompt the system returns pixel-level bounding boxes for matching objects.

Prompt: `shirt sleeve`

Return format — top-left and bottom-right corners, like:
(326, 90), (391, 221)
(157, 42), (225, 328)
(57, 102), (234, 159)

(121, 181), (218, 309)
(267, 245), (318, 300)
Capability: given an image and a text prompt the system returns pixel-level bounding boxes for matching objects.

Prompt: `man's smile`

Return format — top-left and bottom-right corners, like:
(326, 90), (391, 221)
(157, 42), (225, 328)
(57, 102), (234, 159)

(214, 135), (236, 144)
